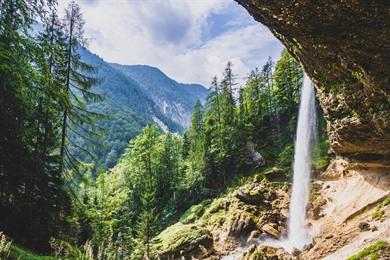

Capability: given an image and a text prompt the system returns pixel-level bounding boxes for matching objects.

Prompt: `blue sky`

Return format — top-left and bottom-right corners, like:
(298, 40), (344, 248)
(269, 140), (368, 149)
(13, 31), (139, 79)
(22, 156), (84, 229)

(58, 0), (284, 87)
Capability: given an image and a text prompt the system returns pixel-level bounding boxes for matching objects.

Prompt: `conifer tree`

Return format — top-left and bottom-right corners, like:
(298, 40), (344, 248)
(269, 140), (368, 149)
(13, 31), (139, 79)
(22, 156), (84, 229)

(60, 1), (104, 174)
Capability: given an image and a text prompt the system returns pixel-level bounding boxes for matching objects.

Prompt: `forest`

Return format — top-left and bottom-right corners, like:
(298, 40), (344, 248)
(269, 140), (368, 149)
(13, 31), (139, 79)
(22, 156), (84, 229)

(1, 0), (388, 259)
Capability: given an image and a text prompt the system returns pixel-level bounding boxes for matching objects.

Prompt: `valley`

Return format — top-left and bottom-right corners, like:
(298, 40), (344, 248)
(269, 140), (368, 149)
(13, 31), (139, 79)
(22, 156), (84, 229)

(0, 0), (389, 259)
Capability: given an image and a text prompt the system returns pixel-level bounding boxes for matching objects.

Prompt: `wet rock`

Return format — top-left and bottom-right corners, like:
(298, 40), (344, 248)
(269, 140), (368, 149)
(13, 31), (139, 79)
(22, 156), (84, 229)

(264, 191), (276, 201)
(156, 224), (214, 259)
(228, 213), (256, 237)
(242, 245), (292, 260)
(247, 230), (261, 243)
(280, 209), (289, 219)
(264, 167), (288, 181)
(309, 196), (327, 220)
(303, 243), (314, 251)
(292, 248), (301, 256)
(236, 191), (263, 205)
(261, 223), (281, 239)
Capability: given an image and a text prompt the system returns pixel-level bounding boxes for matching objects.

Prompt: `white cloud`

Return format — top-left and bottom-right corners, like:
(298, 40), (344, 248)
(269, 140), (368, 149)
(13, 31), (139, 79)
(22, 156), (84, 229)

(58, 0), (283, 87)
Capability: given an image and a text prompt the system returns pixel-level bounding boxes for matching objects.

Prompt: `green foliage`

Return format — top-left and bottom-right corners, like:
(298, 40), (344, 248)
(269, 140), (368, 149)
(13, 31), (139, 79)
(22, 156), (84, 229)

(72, 49), (208, 173)
(312, 139), (330, 171)
(71, 50), (326, 257)
(0, 0), (109, 254)
(9, 245), (54, 260)
(347, 241), (388, 260)
(372, 198), (390, 221)
(0, 0), (76, 251)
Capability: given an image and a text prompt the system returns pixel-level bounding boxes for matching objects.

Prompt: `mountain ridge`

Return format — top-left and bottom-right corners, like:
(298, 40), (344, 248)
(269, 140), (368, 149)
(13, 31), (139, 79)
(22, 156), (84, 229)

(74, 47), (208, 171)
(110, 63), (208, 128)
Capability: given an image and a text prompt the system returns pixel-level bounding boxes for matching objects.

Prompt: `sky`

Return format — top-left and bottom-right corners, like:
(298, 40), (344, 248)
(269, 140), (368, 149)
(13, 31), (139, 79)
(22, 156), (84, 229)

(58, 0), (284, 87)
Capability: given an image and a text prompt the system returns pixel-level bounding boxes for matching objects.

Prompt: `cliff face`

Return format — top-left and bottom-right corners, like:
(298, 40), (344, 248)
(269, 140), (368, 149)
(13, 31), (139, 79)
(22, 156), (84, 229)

(236, 0), (390, 164)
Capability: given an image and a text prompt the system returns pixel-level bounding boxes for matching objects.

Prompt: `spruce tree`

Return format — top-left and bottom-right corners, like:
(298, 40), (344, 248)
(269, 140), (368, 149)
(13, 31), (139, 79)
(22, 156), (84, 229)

(60, 1), (104, 175)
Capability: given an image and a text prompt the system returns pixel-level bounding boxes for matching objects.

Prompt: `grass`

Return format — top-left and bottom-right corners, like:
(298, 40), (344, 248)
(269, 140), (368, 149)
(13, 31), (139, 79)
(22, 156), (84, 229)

(9, 245), (54, 260)
(347, 241), (388, 260)
(1, 231), (53, 260)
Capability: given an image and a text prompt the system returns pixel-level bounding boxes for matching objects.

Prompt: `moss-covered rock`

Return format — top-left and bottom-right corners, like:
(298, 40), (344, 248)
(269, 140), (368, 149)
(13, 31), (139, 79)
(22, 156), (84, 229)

(347, 241), (389, 260)
(152, 179), (290, 258)
(241, 245), (293, 260)
(153, 223), (213, 259)
(180, 200), (210, 224)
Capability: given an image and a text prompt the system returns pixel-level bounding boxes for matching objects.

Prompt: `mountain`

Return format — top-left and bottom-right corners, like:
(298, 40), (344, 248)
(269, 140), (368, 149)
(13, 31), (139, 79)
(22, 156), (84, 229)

(110, 64), (207, 128)
(73, 48), (208, 171)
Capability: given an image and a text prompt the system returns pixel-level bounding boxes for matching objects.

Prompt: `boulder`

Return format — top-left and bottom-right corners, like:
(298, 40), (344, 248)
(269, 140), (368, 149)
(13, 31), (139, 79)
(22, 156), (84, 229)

(235, 191), (263, 205)
(247, 230), (261, 243)
(261, 224), (281, 239)
(228, 213), (256, 237)
(292, 248), (301, 256)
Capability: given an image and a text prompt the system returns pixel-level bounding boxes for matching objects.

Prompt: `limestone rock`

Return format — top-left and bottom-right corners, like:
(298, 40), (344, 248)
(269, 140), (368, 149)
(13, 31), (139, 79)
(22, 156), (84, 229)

(228, 213), (256, 237)
(358, 221), (370, 231)
(247, 230), (261, 243)
(261, 223), (281, 239)
(292, 248), (301, 256)
(241, 245), (293, 260)
(236, 191), (263, 205)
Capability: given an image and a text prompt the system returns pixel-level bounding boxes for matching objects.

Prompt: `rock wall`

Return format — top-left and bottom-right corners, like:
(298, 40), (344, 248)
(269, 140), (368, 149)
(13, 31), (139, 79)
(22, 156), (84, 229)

(236, 0), (390, 164)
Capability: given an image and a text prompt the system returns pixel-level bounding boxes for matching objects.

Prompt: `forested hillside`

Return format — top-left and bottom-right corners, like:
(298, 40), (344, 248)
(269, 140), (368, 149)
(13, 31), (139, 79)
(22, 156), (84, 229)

(72, 48), (208, 172)
(66, 51), (327, 259)
(110, 64), (207, 128)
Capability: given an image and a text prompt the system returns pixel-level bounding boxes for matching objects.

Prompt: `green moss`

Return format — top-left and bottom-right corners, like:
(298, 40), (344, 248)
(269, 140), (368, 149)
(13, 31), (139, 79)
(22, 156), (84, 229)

(372, 198), (390, 220)
(202, 197), (228, 222)
(152, 223), (210, 254)
(347, 241), (388, 260)
(264, 166), (288, 181)
(180, 200), (210, 224)
(310, 182), (322, 202)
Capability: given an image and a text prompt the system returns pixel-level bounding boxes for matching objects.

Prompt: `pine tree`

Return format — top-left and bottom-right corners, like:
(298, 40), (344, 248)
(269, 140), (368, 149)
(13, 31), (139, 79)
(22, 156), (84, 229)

(60, 1), (104, 175)
(0, 0), (72, 251)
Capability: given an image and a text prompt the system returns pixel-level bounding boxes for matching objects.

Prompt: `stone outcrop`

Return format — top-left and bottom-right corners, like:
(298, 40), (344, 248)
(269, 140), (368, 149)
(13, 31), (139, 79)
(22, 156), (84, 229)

(236, 0), (390, 164)
(152, 177), (290, 259)
(241, 245), (293, 260)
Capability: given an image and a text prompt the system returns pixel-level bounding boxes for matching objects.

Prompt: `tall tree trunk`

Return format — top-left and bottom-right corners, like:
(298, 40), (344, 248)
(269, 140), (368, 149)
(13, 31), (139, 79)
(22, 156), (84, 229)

(60, 8), (74, 172)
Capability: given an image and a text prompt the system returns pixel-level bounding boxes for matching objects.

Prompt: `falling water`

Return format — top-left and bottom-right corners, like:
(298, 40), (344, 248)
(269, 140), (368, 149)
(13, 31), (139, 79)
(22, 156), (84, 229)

(286, 73), (317, 250)
(222, 74), (317, 259)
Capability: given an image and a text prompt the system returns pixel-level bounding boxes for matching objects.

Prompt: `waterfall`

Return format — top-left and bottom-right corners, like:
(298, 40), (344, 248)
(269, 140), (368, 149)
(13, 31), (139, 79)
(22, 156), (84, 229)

(222, 74), (317, 259)
(286, 73), (317, 250)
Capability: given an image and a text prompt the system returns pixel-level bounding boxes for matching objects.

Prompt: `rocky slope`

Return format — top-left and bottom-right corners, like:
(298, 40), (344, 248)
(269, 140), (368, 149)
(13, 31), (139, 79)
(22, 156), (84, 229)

(151, 176), (290, 259)
(152, 158), (390, 259)
(235, 0), (390, 165)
